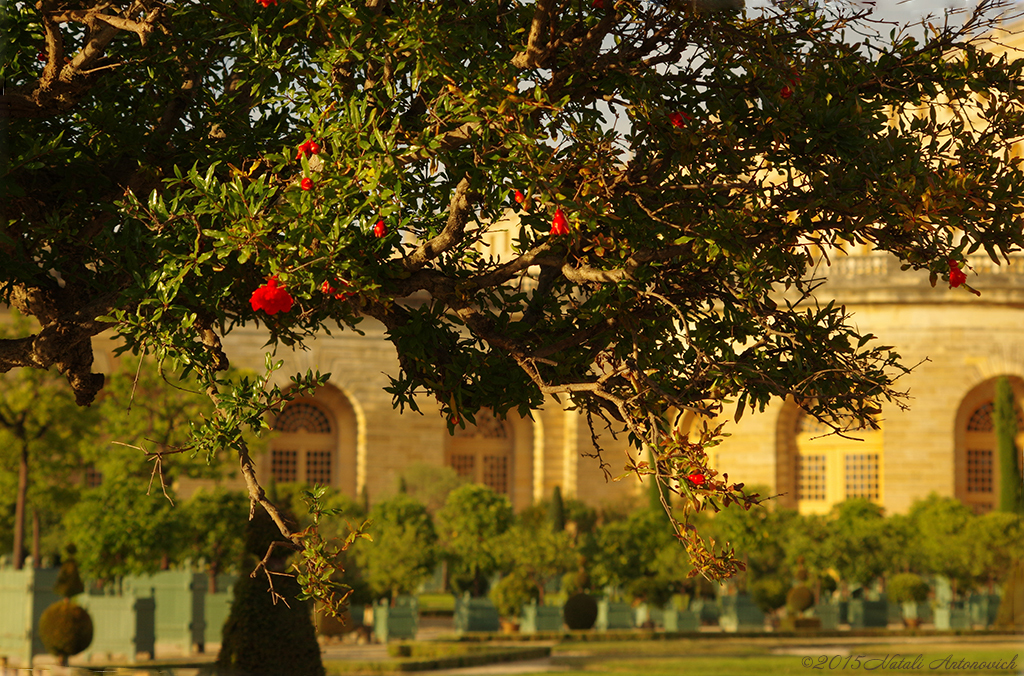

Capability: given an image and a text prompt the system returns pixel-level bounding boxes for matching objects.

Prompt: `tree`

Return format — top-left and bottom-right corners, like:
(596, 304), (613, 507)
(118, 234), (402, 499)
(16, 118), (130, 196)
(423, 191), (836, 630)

(906, 494), (975, 597)
(591, 507), (689, 605)
(436, 484), (513, 596)
(821, 499), (889, 591)
(493, 521), (575, 604)
(6, 0), (1024, 607)
(63, 474), (188, 581)
(353, 493), (437, 602)
(995, 377), (1022, 513)
(0, 314), (97, 568)
(183, 488), (249, 593)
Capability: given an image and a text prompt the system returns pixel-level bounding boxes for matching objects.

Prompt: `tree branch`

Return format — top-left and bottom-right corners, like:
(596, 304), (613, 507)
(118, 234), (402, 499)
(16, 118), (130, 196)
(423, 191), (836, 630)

(401, 177), (473, 272)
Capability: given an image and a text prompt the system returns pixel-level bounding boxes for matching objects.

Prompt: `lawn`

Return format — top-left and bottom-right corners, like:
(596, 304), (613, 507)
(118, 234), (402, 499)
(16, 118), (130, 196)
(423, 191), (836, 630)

(536, 636), (1022, 676)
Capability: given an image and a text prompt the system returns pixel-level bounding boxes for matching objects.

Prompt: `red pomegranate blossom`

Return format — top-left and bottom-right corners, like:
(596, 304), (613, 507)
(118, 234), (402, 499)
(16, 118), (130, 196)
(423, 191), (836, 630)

(780, 85), (793, 100)
(514, 190), (525, 204)
(373, 218), (387, 238)
(669, 111), (691, 128)
(686, 472), (707, 486)
(592, 0), (605, 8)
(949, 260), (967, 288)
(550, 208), (569, 236)
(296, 139), (320, 159)
(300, 177), (313, 191)
(250, 276), (293, 315)
(321, 279), (353, 301)
(255, 0), (277, 8)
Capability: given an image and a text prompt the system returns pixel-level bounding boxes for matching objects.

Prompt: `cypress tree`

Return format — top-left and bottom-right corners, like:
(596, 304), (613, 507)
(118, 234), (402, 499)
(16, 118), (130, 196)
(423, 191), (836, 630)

(548, 486), (565, 532)
(995, 377), (1022, 514)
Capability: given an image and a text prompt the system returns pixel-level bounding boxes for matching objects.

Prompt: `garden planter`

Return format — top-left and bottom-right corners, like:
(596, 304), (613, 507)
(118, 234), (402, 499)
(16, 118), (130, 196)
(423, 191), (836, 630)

(596, 600), (634, 631)
(812, 603), (840, 631)
(520, 602), (562, 633)
(848, 599), (888, 628)
(718, 593), (765, 632)
(454, 595), (500, 633)
(373, 597), (418, 643)
(934, 604), (971, 630)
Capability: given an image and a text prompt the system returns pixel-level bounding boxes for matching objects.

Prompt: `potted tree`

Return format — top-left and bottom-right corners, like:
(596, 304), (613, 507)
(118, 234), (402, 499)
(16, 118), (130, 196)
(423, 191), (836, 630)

(437, 485), (512, 632)
(353, 494), (437, 642)
(887, 573), (930, 628)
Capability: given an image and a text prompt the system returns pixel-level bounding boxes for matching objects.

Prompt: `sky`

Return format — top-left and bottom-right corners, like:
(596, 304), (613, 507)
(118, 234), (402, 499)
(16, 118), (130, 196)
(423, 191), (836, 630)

(747, 0), (1024, 31)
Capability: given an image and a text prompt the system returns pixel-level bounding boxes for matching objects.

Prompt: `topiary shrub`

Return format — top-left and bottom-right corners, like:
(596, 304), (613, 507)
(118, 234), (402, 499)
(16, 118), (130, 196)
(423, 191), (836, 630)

(216, 504), (325, 676)
(39, 600), (93, 666)
(563, 593), (598, 630)
(54, 546), (85, 599)
(786, 585), (815, 614)
(38, 553), (92, 666)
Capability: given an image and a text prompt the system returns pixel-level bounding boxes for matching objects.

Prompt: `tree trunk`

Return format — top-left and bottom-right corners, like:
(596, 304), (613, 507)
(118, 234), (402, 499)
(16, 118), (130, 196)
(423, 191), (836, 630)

(13, 441), (28, 570)
(32, 508), (40, 568)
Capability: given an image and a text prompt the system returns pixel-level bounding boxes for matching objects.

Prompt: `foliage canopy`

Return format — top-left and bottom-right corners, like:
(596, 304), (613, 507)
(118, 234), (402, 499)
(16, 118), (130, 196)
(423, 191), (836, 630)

(5, 0), (1024, 605)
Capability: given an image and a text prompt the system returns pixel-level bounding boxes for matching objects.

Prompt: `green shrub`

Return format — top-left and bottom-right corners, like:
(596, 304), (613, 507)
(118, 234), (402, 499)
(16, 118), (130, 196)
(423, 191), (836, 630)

(887, 573), (929, 603)
(749, 576), (788, 614)
(563, 593), (597, 630)
(786, 584), (815, 613)
(38, 599), (93, 666)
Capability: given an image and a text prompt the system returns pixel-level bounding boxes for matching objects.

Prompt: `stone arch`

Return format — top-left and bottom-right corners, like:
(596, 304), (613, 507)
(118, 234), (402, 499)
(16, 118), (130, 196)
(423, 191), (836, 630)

(953, 376), (1024, 514)
(268, 384), (359, 498)
(445, 408), (534, 510)
(776, 398), (884, 514)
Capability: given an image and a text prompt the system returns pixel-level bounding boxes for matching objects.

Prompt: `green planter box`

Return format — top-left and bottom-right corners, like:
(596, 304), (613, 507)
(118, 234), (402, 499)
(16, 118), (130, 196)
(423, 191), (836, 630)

(661, 608), (699, 632)
(123, 571), (206, 653)
(203, 574), (236, 646)
(596, 600), (634, 631)
(0, 567), (60, 666)
(812, 603), (840, 631)
(374, 597), (418, 643)
(848, 599), (888, 628)
(719, 594), (764, 632)
(79, 594), (156, 662)
(454, 595), (500, 633)
(969, 594), (1000, 628)
(520, 602), (562, 633)
(934, 604), (971, 630)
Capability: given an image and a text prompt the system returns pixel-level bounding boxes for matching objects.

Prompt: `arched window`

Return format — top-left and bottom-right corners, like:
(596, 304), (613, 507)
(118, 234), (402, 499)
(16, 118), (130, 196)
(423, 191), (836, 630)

(791, 409), (884, 514)
(957, 387), (1024, 514)
(271, 400), (336, 486)
(447, 409), (513, 494)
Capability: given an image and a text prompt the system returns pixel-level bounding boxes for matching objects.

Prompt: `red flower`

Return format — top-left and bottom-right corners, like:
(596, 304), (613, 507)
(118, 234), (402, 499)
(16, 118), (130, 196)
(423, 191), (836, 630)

(250, 276), (293, 315)
(949, 260), (967, 288)
(550, 208), (569, 236)
(592, 0), (605, 8)
(514, 190), (525, 204)
(669, 111), (691, 128)
(374, 218), (387, 238)
(780, 85), (793, 100)
(301, 177), (313, 191)
(255, 0), (277, 7)
(37, 52), (47, 62)
(686, 472), (706, 486)
(321, 279), (353, 300)
(296, 139), (320, 159)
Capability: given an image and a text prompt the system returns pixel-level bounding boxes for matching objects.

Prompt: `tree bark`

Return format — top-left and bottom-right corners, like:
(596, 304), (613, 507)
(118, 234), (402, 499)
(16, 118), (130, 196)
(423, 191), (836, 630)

(13, 441), (28, 570)
(32, 508), (40, 568)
